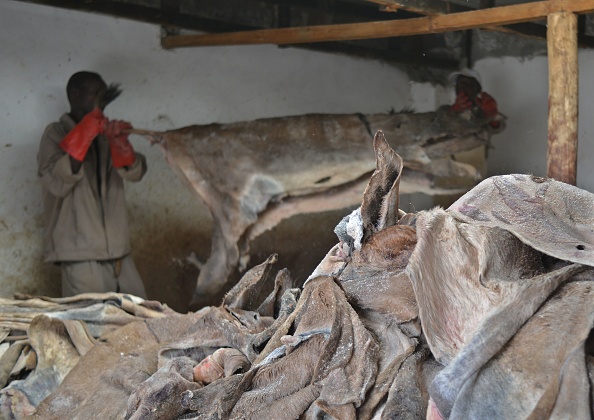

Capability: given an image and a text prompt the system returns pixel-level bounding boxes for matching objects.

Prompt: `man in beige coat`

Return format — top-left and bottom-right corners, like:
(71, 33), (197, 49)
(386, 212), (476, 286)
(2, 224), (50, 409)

(37, 71), (147, 298)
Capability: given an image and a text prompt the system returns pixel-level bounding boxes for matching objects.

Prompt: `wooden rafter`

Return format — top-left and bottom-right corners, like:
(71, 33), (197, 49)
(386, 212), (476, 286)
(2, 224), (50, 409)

(161, 0), (594, 48)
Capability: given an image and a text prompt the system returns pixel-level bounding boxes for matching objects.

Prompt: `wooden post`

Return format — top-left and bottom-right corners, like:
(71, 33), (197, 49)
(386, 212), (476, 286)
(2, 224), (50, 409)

(547, 12), (578, 185)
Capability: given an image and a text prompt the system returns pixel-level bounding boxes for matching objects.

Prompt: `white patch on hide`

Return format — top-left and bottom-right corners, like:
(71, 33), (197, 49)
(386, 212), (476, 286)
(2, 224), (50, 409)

(239, 175), (284, 221)
(343, 208), (364, 251)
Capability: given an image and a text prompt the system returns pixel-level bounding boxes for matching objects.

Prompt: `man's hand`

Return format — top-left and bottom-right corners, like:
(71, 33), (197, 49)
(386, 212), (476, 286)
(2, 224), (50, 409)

(106, 120), (136, 168)
(476, 92), (499, 118)
(59, 107), (107, 162)
(450, 92), (474, 113)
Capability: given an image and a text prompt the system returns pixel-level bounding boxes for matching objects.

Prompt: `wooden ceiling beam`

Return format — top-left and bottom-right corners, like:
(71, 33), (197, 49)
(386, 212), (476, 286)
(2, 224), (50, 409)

(161, 0), (594, 48)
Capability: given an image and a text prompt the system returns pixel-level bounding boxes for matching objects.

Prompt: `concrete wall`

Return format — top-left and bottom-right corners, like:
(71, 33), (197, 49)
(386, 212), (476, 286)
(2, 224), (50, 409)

(0, 1), (417, 310)
(3, 2), (593, 311)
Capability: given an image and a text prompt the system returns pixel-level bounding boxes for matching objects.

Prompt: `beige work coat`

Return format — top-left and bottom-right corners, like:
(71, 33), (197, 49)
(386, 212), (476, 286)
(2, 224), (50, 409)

(37, 113), (147, 262)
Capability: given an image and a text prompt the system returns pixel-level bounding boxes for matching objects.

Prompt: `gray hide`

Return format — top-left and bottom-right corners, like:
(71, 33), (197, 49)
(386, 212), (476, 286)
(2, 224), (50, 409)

(406, 174), (594, 419)
(30, 257), (299, 419)
(0, 293), (173, 419)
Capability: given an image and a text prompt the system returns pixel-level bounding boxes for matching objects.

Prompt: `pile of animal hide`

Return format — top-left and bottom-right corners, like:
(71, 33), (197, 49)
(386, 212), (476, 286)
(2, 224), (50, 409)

(0, 293), (175, 418)
(5, 131), (594, 419)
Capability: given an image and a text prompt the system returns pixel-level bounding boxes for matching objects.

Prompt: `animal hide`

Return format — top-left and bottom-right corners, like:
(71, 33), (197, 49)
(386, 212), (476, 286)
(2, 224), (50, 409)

(0, 293), (174, 419)
(141, 106), (505, 303)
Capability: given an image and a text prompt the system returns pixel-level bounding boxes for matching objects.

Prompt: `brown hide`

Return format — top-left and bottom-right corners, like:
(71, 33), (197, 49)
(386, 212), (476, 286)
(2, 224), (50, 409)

(228, 276), (378, 419)
(147, 107), (503, 303)
(30, 313), (203, 419)
(406, 213), (544, 364)
(310, 132), (433, 418)
(174, 269), (378, 419)
(125, 357), (201, 420)
(0, 316), (81, 419)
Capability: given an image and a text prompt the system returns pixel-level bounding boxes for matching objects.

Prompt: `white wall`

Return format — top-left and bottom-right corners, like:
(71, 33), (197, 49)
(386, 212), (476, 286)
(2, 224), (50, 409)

(0, 1), (414, 305)
(475, 55), (594, 193)
(4, 1), (593, 308)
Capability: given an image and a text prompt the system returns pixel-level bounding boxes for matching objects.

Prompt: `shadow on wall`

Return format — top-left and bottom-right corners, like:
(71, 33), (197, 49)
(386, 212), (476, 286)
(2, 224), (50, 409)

(133, 209), (345, 313)
(134, 192), (453, 313)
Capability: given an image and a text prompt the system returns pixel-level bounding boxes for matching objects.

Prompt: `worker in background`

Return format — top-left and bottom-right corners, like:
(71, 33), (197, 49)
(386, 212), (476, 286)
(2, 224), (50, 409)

(37, 71), (147, 298)
(449, 70), (502, 129)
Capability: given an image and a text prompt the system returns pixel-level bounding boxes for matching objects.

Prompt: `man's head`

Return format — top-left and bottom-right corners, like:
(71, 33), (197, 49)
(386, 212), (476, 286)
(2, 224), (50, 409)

(455, 74), (482, 98)
(67, 71), (107, 117)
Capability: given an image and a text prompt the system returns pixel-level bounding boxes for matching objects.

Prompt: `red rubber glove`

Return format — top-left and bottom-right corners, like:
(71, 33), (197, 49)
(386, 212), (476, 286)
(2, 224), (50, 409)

(106, 120), (136, 168)
(476, 92), (498, 118)
(450, 92), (473, 113)
(59, 108), (107, 161)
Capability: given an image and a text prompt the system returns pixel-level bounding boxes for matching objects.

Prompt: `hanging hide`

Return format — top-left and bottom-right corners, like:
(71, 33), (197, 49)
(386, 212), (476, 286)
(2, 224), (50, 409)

(138, 105), (505, 303)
